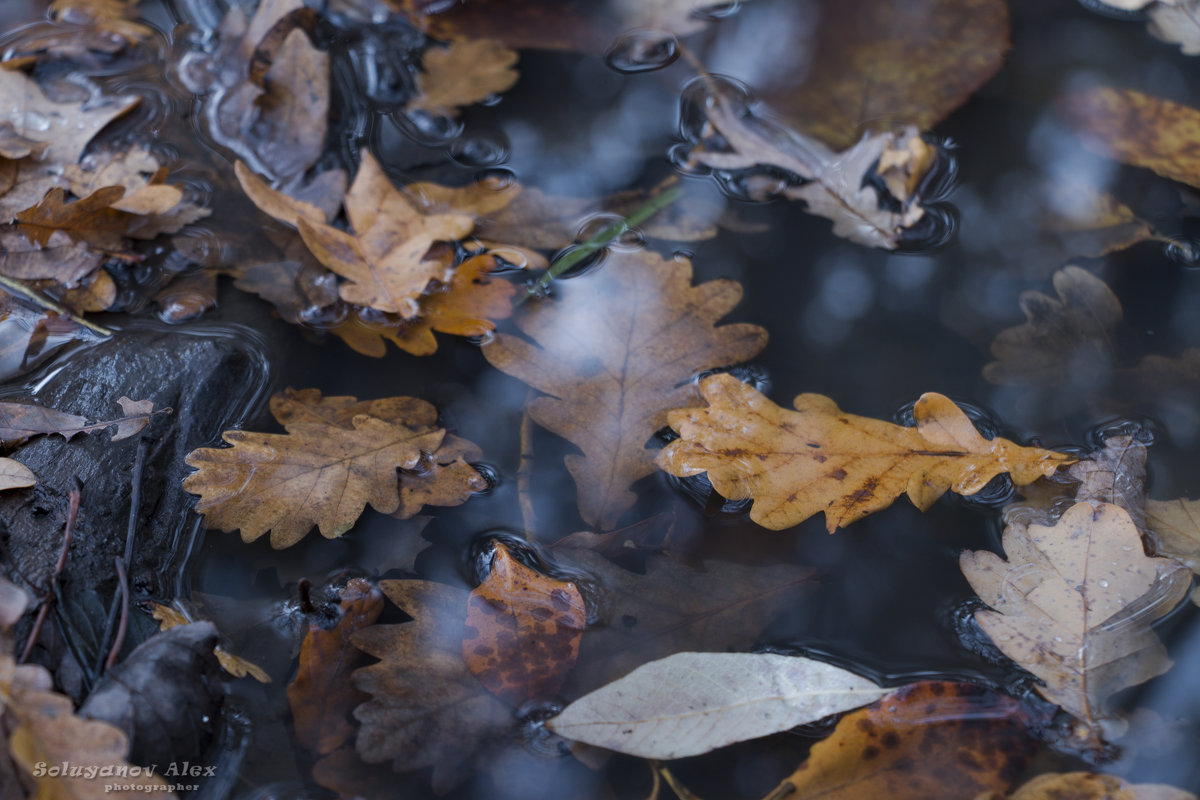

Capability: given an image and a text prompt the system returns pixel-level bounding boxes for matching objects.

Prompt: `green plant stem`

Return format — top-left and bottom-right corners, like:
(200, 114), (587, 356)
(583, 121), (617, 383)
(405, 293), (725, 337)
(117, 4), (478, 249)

(517, 185), (684, 305)
(0, 275), (112, 336)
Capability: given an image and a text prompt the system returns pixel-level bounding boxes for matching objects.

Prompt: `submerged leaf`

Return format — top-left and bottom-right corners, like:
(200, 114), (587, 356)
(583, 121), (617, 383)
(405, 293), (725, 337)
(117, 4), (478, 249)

(961, 502), (1189, 742)
(148, 602), (270, 683)
(352, 580), (511, 793)
(289, 578), (384, 755)
(760, 682), (1034, 800)
(0, 70), (138, 165)
(658, 373), (1072, 531)
(1146, 498), (1200, 606)
(483, 249), (766, 529)
(463, 543), (586, 706)
(547, 652), (886, 759)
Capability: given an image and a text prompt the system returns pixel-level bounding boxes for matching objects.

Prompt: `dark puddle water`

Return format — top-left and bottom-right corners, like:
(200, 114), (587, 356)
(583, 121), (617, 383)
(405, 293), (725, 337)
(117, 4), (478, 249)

(5, 0), (1200, 797)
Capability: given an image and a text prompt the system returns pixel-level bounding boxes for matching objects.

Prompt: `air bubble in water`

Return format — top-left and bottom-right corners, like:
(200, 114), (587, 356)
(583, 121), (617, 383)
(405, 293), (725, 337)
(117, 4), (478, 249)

(394, 109), (464, 146)
(1165, 238), (1200, 266)
(605, 30), (679, 74)
(677, 74), (751, 145)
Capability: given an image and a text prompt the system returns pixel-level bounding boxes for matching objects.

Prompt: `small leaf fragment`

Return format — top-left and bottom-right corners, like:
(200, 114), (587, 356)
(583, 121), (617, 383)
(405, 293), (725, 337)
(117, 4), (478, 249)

(547, 652), (886, 759)
(0, 458), (35, 490)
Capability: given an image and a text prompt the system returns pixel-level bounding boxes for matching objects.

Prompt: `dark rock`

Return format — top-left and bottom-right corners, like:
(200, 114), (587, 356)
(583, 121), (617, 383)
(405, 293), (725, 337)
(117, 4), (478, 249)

(0, 324), (268, 599)
(80, 621), (224, 768)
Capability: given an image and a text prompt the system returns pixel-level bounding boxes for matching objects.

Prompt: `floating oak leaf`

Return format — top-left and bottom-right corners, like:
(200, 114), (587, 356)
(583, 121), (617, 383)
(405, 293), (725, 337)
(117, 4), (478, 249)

(758, 682), (1034, 800)
(981, 771), (1199, 800)
(984, 266), (1121, 388)
(289, 578), (383, 755)
(547, 652), (886, 759)
(0, 396), (160, 445)
(1069, 434), (1148, 528)
(408, 39), (519, 118)
(483, 249), (766, 529)
(1040, 181), (1164, 260)
(658, 373), (1072, 531)
(185, 389), (481, 547)
(297, 152), (475, 318)
(1, 654), (178, 799)
(463, 543), (586, 706)
(48, 0), (155, 46)
(16, 186), (133, 252)
(1146, 498), (1200, 605)
(559, 547), (813, 694)
(961, 502), (1190, 742)
(753, 0), (1009, 151)
(692, 95), (934, 249)
(147, 602), (270, 682)
(0, 228), (103, 285)
(0, 70), (138, 165)
(1061, 88), (1200, 190)
(351, 580), (512, 793)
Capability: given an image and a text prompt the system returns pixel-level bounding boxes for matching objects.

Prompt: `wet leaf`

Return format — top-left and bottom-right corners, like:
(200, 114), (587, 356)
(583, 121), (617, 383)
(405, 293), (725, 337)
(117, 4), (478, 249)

(16, 186), (133, 251)
(184, 388), (482, 547)
(0, 228), (104, 284)
(0, 70), (138, 165)
(408, 39), (519, 118)
(981, 771), (1199, 800)
(289, 578), (383, 755)
(1144, 1), (1200, 55)
(0, 395), (160, 445)
(148, 602), (270, 683)
(694, 97), (934, 249)
(1040, 182), (1163, 259)
(401, 0), (609, 52)
(1068, 435), (1148, 529)
(658, 373), (1072, 531)
(0, 458), (35, 491)
(548, 652), (886, 759)
(1, 654), (177, 799)
(53, 268), (118, 313)
(984, 266), (1121, 387)
(484, 249), (766, 529)
(760, 682), (1034, 800)
(961, 502), (1189, 742)
(1145, 498), (1200, 606)
(155, 270), (218, 323)
(352, 580), (512, 793)
(297, 151), (475, 318)
(463, 543), (586, 706)
(559, 547), (814, 694)
(1062, 88), (1200, 190)
(756, 0), (1010, 151)
(48, 0), (155, 46)
(0, 289), (95, 382)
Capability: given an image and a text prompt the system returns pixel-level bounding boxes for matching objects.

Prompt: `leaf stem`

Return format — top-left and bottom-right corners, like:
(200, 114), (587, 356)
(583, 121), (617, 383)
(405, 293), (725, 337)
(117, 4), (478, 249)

(0, 275), (112, 337)
(517, 185), (684, 305)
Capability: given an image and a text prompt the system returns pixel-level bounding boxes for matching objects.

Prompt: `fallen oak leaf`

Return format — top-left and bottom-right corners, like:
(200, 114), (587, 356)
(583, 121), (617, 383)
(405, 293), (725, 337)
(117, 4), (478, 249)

(351, 579), (512, 793)
(483, 249), (767, 529)
(657, 373), (1073, 532)
(961, 502), (1190, 743)
(1040, 181), (1167, 259)
(983, 266), (1121, 388)
(547, 651), (887, 759)
(184, 388), (483, 547)
(463, 542), (586, 706)
(1145, 497), (1200, 606)
(756, 682), (1035, 800)
(288, 578), (383, 755)
(980, 771), (1199, 800)
(1061, 88), (1200, 190)
(0, 395), (163, 445)
(297, 151), (475, 318)
(0, 70), (139, 165)
(148, 602), (270, 682)
(408, 38), (519, 118)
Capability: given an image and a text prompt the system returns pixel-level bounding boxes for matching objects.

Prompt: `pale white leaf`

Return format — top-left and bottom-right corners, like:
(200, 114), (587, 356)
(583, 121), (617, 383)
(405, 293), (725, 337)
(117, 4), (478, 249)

(0, 458), (35, 491)
(546, 651), (886, 759)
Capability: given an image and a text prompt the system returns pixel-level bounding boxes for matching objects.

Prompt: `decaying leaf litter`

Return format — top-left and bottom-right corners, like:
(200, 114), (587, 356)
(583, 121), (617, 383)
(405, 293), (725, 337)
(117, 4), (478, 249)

(1, 0), (1200, 798)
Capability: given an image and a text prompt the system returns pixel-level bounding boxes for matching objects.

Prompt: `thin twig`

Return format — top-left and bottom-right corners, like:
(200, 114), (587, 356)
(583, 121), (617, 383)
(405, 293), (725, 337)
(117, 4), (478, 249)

(0, 275), (112, 336)
(19, 486), (81, 663)
(517, 402), (538, 540)
(517, 183), (683, 305)
(96, 436), (148, 674)
(105, 558), (129, 671)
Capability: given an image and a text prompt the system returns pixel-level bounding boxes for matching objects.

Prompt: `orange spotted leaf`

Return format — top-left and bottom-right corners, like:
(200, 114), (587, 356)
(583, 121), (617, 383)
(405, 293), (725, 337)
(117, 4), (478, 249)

(764, 682), (1036, 800)
(462, 543), (586, 706)
(288, 578), (384, 756)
